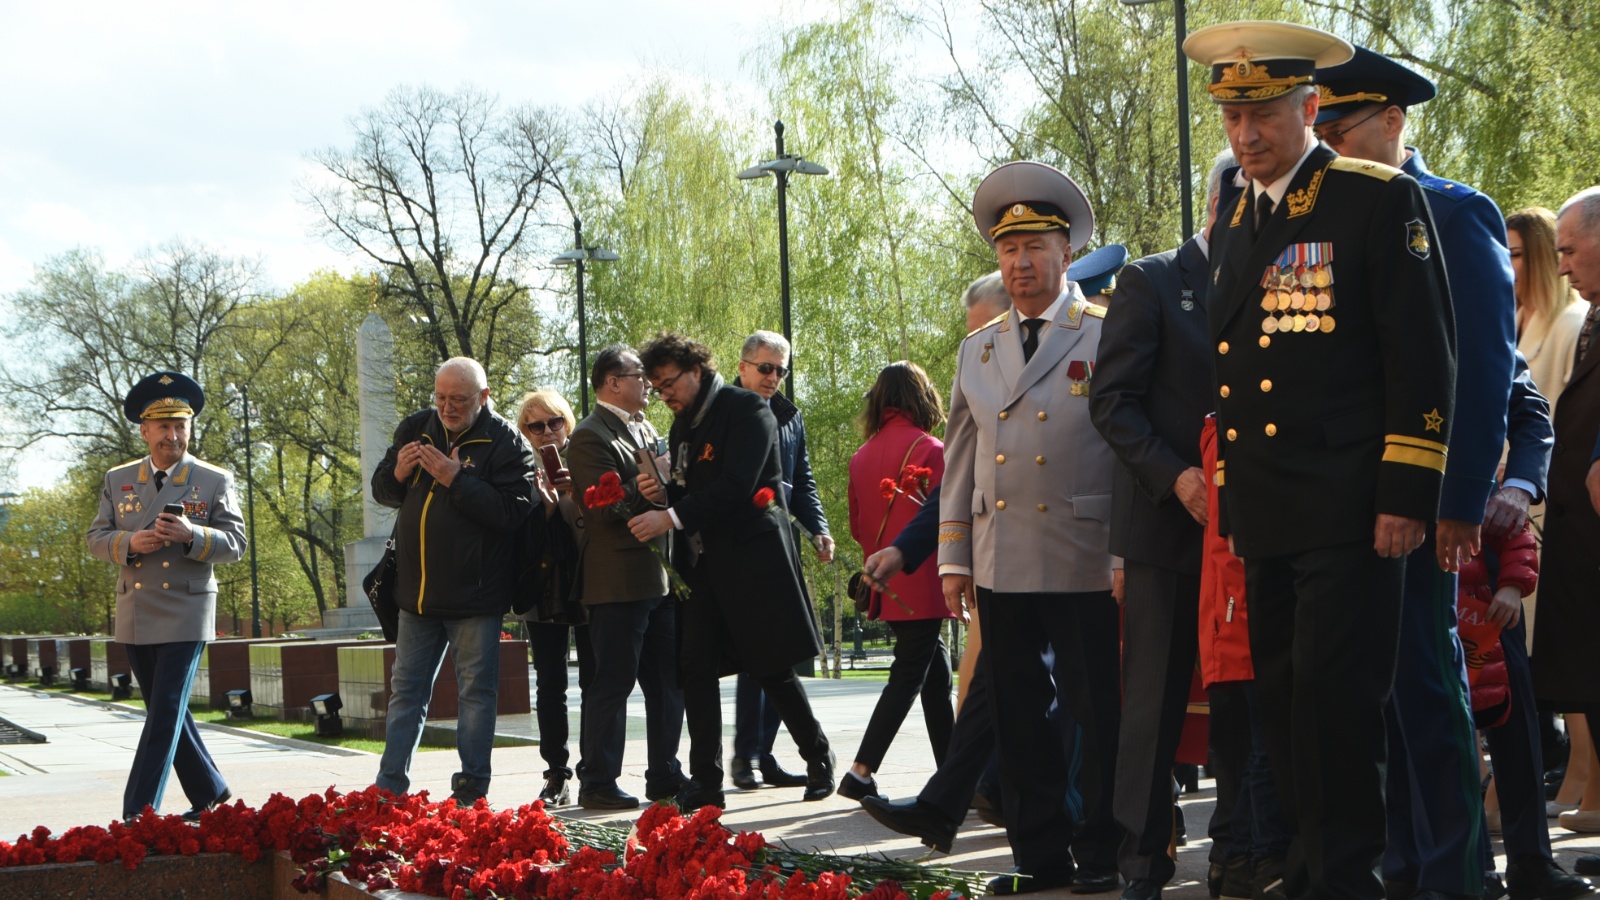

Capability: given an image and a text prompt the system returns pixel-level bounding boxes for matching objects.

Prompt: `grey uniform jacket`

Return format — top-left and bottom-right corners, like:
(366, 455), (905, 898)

(938, 285), (1117, 593)
(87, 454), (248, 644)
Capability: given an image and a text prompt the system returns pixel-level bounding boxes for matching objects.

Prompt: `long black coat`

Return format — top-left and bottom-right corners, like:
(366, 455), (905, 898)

(1532, 330), (1600, 707)
(1210, 144), (1457, 558)
(667, 378), (822, 677)
(1091, 236), (1213, 575)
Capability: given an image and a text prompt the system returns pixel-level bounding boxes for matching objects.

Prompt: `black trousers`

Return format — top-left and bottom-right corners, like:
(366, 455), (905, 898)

(977, 587), (1120, 873)
(578, 596), (684, 792)
(854, 618), (953, 771)
(1484, 615), (1551, 860)
(683, 663), (828, 787)
(529, 621), (594, 778)
(1114, 563), (1201, 883)
(1208, 681), (1254, 864)
(1247, 541), (1404, 900)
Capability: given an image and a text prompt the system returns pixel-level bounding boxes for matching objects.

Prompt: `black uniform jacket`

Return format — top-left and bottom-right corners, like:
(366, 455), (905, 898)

(372, 406), (537, 618)
(667, 377), (822, 676)
(1092, 236), (1213, 575)
(1210, 142), (1457, 559)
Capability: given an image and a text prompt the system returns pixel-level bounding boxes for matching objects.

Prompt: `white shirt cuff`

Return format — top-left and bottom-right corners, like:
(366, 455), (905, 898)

(667, 507), (683, 530)
(1501, 477), (1538, 500)
(937, 564), (972, 577)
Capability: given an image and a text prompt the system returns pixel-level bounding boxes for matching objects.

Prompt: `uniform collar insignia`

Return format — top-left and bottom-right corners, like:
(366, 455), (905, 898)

(1285, 165), (1328, 218)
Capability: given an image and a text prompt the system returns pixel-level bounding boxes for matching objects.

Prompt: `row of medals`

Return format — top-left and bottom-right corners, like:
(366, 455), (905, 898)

(1260, 264), (1336, 335)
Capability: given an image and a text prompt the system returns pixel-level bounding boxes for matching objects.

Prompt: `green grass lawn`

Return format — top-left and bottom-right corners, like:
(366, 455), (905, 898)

(46, 686), (531, 754)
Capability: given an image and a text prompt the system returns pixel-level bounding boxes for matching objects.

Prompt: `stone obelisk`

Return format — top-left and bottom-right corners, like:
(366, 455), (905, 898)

(329, 310), (399, 631)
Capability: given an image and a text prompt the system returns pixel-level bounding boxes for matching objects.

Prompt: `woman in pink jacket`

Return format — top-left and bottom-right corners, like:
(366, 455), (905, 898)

(839, 361), (955, 802)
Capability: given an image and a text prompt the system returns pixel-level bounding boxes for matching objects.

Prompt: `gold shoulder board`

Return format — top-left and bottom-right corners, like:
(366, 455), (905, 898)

(966, 310), (1009, 340)
(1329, 157), (1401, 182)
(1082, 304), (1107, 319)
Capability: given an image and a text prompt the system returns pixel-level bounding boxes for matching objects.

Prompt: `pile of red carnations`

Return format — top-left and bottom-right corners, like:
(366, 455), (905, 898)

(0, 787), (972, 899)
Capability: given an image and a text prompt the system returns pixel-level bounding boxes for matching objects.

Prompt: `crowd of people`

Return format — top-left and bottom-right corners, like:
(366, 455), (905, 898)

(91, 16), (1600, 900)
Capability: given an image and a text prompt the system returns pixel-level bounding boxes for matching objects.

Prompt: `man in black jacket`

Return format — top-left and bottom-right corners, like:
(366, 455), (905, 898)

(372, 357), (537, 805)
(629, 331), (834, 809)
(729, 329), (832, 791)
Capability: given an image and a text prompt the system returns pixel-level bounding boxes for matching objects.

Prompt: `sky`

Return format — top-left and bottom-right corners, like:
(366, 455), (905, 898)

(0, 0), (841, 489)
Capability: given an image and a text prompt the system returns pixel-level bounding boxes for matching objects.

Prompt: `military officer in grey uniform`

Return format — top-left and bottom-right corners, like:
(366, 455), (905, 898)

(938, 160), (1121, 896)
(88, 371), (247, 821)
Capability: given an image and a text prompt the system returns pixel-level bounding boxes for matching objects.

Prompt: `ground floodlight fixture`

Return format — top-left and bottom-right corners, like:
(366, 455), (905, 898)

(310, 692), (344, 737)
(226, 689), (253, 719)
(35, 665), (55, 687)
(70, 667), (90, 691)
(111, 672), (133, 700)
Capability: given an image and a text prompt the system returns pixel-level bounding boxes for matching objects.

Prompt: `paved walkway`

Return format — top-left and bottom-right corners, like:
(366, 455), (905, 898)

(2, 677), (1597, 897)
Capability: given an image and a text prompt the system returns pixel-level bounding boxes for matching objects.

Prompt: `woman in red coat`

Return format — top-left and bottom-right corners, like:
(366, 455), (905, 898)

(839, 361), (955, 801)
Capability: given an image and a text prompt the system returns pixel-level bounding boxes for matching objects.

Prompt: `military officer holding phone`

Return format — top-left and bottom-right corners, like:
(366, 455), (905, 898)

(88, 371), (247, 822)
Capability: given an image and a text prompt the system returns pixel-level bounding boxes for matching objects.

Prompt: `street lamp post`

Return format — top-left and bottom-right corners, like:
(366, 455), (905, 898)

(1123, 0), (1194, 238)
(553, 216), (619, 416)
(737, 120), (829, 398)
(235, 385), (262, 638)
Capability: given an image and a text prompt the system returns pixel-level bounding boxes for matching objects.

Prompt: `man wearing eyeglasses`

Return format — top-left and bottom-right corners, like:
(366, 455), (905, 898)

(727, 330), (835, 792)
(629, 331), (835, 809)
(1310, 47), (1563, 900)
(564, 344), (687, 810)
(371, 356), (538, 806)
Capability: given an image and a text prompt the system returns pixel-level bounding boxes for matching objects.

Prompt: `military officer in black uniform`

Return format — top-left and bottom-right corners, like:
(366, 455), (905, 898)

(1183, 22), (1457, 899)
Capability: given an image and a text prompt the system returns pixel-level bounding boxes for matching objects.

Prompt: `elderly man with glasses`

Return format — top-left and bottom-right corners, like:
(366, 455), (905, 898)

(371, 356), (538, 805)
(726, 330), (835, 792)
(563, 344), (687, 810)
(629, 331), (835, 809)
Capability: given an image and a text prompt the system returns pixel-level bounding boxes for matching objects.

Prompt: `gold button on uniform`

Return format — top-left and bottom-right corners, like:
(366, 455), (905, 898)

(1037, 411), (1047, 421)
(135, 561), (142, 568)
(996, 500), (1007, 511)
(999, 411), (1009, 420)
(996, 454), (1006, 464)
(1259, 335), (1272, 348)
(1218, 341), (1230, 354)
(1037, 503), (1047, 512)
(1260, 379), (1272, 392)
(134, 582), (141, 590)
(162, 583), (169, 590)
(162, 561), (170, 568)
(1265, 423), (1278, 436)
(1219, 385), (1230, 398)
(1226, 428), (1237, 441)
(1035, 456), (1045, 465)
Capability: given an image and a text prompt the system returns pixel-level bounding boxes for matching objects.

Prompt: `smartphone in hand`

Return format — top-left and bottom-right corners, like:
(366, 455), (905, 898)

(162, 502), (184, 518)
(538, 444), (569, 484)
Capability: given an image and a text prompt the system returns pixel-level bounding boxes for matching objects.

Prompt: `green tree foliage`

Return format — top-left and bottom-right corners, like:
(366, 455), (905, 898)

(0, 477), (115, 634)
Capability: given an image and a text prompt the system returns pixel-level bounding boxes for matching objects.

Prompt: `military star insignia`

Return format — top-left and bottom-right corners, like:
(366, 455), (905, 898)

(1422, 408), (1444, 432)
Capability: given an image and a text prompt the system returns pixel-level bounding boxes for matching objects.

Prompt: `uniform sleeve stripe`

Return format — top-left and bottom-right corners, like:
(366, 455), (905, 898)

(938, 521), (971, 528)
(196, 527), (213, 562)
(112, 531), (127, 560)
(1382, 444), (1448, 472)
(1385, 434), (1449, 454)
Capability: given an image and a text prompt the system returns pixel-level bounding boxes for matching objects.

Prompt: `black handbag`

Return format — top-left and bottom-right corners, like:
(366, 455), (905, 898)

(362, 533), (401, 642)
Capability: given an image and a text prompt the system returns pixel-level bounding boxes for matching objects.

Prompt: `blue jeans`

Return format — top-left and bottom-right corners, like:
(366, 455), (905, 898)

(376, 610), (502, 796)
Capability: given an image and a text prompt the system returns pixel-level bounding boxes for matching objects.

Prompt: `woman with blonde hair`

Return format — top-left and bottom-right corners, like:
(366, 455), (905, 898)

(1509, 207), (1587, 406)
(514, 388), (594, 808)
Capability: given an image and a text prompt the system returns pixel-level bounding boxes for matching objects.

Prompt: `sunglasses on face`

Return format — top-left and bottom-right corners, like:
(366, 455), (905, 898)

(742, 360), (790, 378)
(521, 416), (567, 434)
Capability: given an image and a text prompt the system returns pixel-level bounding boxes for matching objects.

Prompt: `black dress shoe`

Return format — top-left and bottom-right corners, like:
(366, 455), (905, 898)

(181, 787), (232, 822)
(837, 772), (884, 801)
(1208, 861), (1224, 899)
(859, 796), (959, 853)
(987, 866), (1076, 896)
(1120, 878), (1163, 900)
(1217, 855), (1252, 900)
(760, 754), (808, 788)
(674, 779), (726, 811)
(803, 749), (836, 801)
(1071, 866), (1119, 894)
(577, 785), (640, 810)
(1483, 872), (1508, 900)
(1505, 855), (1594, 900)
(1576, 855), (1600, 876)
(731, 757), (762, 790)
(538, 776), (570, 807)
(1385, 880), (1419, 900)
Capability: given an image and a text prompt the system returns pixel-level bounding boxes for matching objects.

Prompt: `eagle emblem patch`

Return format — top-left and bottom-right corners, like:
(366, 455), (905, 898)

(1405, 219), (1431, 260)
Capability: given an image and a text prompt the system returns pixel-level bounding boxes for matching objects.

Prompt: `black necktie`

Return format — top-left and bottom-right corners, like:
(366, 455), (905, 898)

(1254, 191), (1275, 235)
(1021, 318), (1044, 363)
(153, 470), (166, 491)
